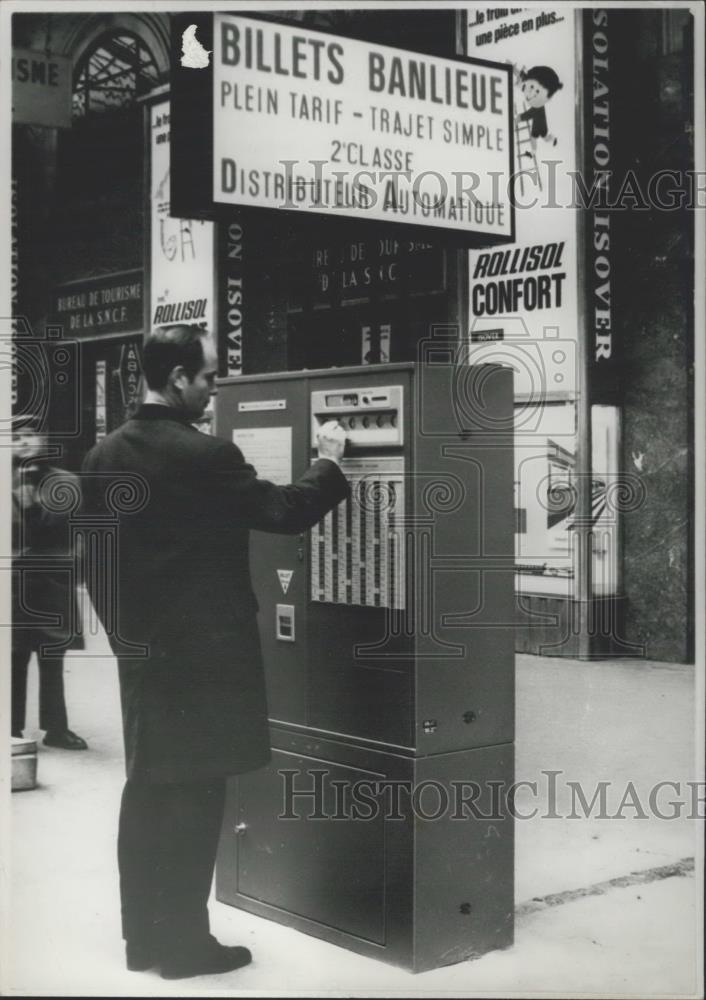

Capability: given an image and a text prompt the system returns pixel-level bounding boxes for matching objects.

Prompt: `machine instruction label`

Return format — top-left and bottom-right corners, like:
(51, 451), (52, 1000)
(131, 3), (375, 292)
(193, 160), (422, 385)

(232, 426), (292, 484)
(238, 399), (287, 412)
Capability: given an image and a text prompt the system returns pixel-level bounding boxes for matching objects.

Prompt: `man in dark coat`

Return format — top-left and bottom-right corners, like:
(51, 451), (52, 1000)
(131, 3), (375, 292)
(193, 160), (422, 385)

(81, 325), (349, 979)
(11, 415), (87, 750)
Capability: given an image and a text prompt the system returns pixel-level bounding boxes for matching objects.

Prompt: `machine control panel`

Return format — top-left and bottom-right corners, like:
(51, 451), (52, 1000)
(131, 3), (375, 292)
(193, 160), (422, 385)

(311, 385), (403, 449)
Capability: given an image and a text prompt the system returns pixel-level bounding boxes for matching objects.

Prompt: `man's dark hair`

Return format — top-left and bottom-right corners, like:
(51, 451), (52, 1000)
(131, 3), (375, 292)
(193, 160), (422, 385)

(142, 325), (207, 390)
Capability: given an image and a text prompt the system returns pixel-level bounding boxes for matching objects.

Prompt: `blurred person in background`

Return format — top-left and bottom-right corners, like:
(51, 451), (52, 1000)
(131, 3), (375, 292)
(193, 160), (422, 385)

(11, 413), (87, 750)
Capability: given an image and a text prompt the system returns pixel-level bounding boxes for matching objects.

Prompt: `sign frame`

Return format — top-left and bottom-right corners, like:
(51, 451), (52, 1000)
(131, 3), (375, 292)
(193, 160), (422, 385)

(12, 47), (72, 129)
(170, 11), (516, 249)
(50, 268), (144, 340)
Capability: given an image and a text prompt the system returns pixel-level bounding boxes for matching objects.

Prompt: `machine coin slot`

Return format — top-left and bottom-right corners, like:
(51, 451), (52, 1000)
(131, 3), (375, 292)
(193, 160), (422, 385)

(311, 385), (404, 450)
(276, 604), (295, 642)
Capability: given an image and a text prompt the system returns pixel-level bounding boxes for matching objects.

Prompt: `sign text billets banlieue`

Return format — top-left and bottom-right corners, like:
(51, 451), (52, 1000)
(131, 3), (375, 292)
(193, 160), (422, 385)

(213, 15), (513, 239)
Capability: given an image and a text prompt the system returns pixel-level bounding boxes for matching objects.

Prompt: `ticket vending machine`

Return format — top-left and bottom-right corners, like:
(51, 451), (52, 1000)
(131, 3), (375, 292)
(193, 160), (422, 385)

(214, 353), (515, 972)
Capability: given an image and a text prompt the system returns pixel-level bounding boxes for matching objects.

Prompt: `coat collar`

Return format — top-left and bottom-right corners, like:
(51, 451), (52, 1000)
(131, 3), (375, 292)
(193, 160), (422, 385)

(134, 404), (195, 426)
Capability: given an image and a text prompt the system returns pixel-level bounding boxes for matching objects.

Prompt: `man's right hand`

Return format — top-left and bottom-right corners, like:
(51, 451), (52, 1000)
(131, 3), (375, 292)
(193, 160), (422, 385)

(316, 420), (346, 465)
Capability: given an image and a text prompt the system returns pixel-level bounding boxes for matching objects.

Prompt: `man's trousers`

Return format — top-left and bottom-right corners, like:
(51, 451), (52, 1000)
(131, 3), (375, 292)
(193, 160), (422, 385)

(12, 647), (68, 735)
(117, 777), (226, 954)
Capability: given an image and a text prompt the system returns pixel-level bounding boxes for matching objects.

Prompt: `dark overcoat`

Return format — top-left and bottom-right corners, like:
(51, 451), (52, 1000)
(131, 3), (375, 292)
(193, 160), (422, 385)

(12, 465), (84, 656)
(81, 404), (349, 783)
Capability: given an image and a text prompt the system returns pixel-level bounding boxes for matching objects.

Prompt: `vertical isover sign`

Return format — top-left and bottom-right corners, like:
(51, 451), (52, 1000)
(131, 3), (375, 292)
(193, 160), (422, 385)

(212, 14), (514, 240)
(583, 8), (616, 401)
(218, 215), (244, 377)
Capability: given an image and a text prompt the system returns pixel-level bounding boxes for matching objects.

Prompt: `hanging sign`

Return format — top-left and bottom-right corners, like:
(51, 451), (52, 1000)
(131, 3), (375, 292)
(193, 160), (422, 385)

(212, 13), (514, 241)
(51, 270), (143, 337)
(12, 49), (72, 128)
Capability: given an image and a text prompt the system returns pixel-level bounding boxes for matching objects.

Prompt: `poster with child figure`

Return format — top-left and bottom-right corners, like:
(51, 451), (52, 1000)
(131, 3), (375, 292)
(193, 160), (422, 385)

(516, 64), (563, 154)
(466, 7), (581, 595)
(466, 7), (578, 395)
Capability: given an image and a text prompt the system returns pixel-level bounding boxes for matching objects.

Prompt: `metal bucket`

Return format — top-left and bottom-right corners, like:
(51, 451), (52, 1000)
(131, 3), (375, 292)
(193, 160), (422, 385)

(11, 736), (38, 791)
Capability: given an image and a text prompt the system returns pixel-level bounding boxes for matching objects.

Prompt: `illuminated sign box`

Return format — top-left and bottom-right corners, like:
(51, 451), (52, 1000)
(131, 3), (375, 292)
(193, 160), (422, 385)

(211, 14), (514, 242)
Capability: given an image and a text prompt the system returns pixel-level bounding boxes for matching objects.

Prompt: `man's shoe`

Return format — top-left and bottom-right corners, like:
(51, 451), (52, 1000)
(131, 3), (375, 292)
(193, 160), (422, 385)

(160, 936), (252, 980)
(43, 729), (88, 750)
(126, 940), (156, 972)
(11, 730), (23, 739)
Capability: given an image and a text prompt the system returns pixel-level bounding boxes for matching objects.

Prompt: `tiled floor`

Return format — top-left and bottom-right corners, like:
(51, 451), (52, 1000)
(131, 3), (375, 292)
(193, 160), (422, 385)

(6, 617), (703, 997)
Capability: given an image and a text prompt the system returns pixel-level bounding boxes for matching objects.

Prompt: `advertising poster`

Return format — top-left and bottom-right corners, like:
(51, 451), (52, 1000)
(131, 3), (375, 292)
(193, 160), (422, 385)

(583, 8), (619, 403)
(514, 402), (619, 596)
(514, 402), (577, 594)
(94, 358), (106, 441)
(467, 7), (582, 597)
(150, 99), (215, 333)
(466, 7), (579, 397)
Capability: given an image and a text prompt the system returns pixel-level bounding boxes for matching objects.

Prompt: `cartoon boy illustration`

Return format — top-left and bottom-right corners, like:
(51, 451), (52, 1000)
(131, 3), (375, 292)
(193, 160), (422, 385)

(513, 65), (563, 156)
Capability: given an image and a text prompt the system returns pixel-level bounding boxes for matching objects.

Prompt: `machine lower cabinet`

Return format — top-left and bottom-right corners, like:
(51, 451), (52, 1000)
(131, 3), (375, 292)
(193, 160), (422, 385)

(216, 727), (514, 973)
